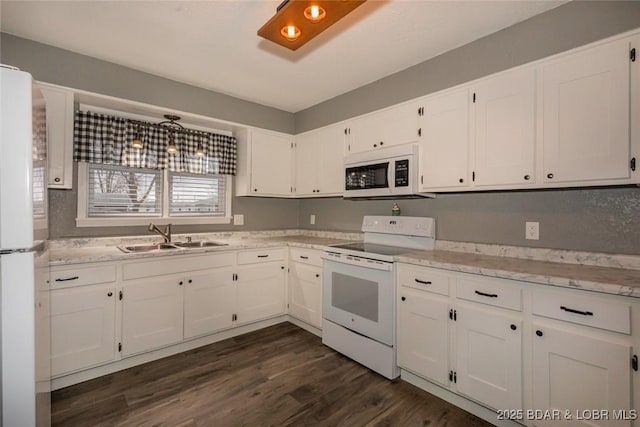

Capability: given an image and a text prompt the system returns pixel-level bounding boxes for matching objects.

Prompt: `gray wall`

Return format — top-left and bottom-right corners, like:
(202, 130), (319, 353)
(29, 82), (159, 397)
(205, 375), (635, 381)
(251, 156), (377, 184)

(295, 1), (640, 132)
(299, 188), (640, 255)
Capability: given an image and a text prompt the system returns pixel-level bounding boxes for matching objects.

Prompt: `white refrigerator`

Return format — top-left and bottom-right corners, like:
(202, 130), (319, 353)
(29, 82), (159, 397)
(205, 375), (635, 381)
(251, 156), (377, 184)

(0, 65), (51, 426)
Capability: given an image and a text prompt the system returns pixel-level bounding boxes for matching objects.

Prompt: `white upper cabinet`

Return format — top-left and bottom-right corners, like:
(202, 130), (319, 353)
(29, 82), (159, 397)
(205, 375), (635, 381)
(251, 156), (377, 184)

(472, 67), (536, 187)
(295, 124), (345, 196)
(345, 101), (420, 154)
(542, 38), (631, 184)
(419, 88), (471, 190)
(39, 83), (74, 189)
(235, 129), (294, 197)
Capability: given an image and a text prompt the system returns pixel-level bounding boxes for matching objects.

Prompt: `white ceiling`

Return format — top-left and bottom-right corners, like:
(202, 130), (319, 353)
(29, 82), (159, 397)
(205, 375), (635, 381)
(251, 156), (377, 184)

(1, 1), (565, 113)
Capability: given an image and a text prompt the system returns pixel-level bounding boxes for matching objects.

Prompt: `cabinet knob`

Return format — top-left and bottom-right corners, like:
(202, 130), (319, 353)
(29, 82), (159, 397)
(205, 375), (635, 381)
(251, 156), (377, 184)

(546, 173), (554, 179)
(315, 274), (320, 278)
(188, 279), (192, 284)
(54, 177), (61, 183)
(536, 330), (543, 337)
(524, 175), (531, 181)
(179, 281), (183, 286)
(281, 266), (285, 270)
(380, 141), (384, 146)
(373, 144), (377, 148)
(107, 292), (113, 297)
(254, 188), (258, 192)
(510, 324), (517, 330)
(401, 296), (406, 301)
(459, 178), (464, 183)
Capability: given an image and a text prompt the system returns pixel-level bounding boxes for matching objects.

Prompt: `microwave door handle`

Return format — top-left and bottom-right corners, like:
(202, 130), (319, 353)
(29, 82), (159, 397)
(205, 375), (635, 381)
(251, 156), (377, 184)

(387, 162), (393, 190)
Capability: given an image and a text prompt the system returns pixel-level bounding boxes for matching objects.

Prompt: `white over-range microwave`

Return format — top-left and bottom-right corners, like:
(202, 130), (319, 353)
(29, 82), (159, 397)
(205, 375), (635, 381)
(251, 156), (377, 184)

(343, 143), (421, 198)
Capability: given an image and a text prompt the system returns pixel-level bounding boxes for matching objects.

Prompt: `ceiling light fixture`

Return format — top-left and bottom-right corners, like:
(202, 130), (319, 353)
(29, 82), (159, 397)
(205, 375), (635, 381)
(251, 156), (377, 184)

(159, 114), (184, 154)
(258, 0), (366, 51)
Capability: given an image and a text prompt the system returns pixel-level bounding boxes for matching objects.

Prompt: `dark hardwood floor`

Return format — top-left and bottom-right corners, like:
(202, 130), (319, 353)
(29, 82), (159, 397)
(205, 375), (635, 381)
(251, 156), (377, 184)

(52, 323), (493, 426)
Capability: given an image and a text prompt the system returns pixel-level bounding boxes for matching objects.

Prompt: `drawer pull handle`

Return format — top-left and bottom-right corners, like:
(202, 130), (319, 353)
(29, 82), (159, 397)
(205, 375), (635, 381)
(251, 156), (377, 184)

(55, 276), (79, 282)
(414, 279), (432, 285)
(560, 306), (593, 316)
(536, 330), (543, 337)
(107, 292), (113, 297)
(474, 290), (498, 298)
(257, 255), (269, 258)
(300, 256), (309, 259)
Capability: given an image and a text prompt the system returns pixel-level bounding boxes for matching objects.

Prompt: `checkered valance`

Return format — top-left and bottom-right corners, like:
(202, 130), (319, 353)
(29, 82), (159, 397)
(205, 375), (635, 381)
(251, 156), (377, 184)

(73, 110), (237, 175)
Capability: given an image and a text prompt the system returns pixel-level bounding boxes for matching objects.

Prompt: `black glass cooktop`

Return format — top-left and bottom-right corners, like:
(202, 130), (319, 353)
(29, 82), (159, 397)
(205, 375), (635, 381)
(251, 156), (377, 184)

(330, 242), (416, 256)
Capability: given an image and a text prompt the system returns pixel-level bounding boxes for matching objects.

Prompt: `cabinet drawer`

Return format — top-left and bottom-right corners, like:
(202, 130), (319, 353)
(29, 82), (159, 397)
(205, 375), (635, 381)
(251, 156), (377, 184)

(397, 264), (450, 296)
(237, 248), (285, 265)
(533, 289), (631, 334)
(51, 264), (116, 289)
(289, 247), (322, 267)
(123, 252), (235, 280)
(457, 275), (522, 311)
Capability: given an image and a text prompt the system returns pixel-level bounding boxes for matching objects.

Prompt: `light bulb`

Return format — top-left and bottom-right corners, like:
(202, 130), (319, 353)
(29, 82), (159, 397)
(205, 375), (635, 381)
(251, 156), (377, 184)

(280, 25), (300, 41)
(304, 5), (326, 22)
(195, 145), (205, 157)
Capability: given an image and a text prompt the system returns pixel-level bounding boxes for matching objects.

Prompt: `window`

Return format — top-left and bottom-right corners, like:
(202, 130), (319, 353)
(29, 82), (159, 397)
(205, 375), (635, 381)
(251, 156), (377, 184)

(169, 172), (227, 216)
(77, 162), (232, 226)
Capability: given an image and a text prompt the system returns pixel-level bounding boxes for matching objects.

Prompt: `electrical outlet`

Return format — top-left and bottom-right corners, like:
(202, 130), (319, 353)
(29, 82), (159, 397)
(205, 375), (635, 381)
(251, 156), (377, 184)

(234, 214), (244, 226)
(525, 221), (539, 240)
(310, 214), (316, 225)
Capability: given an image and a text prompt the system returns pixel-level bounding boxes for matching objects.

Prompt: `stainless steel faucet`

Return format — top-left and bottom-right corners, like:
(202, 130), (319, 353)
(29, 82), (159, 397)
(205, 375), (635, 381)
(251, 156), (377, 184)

(147, 223), (172, 243)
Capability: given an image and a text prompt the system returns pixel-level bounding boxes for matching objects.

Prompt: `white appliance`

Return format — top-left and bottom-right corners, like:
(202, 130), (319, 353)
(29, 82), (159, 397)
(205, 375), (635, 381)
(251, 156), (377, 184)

(322, 216), (435, 379)
(343, 143), (421, 198)
(0, 65), (50, 426)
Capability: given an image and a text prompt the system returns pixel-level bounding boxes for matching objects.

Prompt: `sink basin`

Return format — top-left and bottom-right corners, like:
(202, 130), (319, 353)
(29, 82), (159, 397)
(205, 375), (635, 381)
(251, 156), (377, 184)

(118, 243), (179, 253)
(173, 241), (228, 248)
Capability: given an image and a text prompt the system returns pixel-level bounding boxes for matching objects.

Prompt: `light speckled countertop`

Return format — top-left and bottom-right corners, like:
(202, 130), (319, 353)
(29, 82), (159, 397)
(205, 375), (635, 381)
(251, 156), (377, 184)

(49, 230), (640, 298)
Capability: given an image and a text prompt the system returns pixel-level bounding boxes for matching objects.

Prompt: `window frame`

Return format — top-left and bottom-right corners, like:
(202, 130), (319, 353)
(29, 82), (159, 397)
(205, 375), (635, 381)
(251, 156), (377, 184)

(76, 162), (232, 227)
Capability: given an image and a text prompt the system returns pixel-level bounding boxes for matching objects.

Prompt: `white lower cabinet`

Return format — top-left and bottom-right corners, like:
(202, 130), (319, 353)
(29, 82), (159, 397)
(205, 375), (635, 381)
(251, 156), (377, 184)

(456, 303), (522, 411)
(397, 287), (449, 386)
(532, 324), (631, 427)
(122, 276), (185, 356)
(236, 262), (286, 324)
(50, 283), (118, 376)
(184, 268), (234, 339)
(288, 248), (323, 329)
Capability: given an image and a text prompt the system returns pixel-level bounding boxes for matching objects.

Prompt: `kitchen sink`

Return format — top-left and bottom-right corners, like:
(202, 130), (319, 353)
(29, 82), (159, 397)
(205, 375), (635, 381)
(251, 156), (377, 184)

(118, 243), (179, 253)
(173, 241), (228, 248)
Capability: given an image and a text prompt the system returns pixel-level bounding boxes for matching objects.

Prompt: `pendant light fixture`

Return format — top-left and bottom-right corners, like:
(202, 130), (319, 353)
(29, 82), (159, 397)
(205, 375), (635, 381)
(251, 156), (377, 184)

(258, 0), (366, 51)
(159, 114), (184, 154)
(195, 134), (205, 157)
(131, 124), (144, 149)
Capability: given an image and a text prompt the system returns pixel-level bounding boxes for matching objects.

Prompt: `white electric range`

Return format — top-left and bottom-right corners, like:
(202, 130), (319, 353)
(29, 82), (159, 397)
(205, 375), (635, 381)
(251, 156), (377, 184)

(322, 215), (436, 379)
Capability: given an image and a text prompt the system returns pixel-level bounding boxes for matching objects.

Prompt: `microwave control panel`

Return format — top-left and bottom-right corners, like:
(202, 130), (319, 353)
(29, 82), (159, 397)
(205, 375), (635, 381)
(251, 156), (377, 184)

(394, 159), (409, 187)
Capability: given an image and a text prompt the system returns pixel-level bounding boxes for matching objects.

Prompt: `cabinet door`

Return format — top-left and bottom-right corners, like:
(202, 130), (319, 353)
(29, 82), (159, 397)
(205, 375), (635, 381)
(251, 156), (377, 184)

(122, 277), (184, 356)
(420, 89), (470, 190)
(348, 102), (419, 153)
(184, 268), (234, 339)
(236, 262), (285, 324)
(456, 304), (522, 411)
(288, 262), (322, 328)
(532, 324), (631, 427)
(317, 125), (346, 195)
(250, 130), (293, 196)
(294, 133), (319, 196)
(473, 68), (536, 187)
(397, 287), (449, 386)
(50, 284), (117, 376)
(542, 39), (630, 183)
(40, 84), (74, 189)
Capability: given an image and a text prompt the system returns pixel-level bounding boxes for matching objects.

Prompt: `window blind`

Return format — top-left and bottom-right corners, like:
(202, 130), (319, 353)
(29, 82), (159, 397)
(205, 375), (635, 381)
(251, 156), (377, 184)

(169, 172), (226, 216)
(88, 164), (161, 217)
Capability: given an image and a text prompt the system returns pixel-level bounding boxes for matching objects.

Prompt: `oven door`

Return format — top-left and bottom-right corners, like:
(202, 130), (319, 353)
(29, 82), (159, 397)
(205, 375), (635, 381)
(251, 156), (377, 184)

(322, 258), (394, 346)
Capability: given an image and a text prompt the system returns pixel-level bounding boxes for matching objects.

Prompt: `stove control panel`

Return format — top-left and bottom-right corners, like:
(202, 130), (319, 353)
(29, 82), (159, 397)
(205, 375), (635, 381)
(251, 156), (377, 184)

(362, 215), (435, 238)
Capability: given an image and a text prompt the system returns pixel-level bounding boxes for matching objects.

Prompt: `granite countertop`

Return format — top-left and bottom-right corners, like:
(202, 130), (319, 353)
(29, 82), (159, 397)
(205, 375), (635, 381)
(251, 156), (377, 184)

(49, 230), (640, 298)
(396, 250), (640, 297)
(48, 233), (360, 265)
